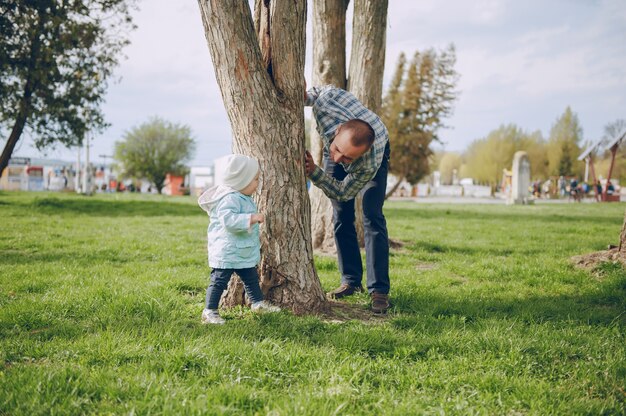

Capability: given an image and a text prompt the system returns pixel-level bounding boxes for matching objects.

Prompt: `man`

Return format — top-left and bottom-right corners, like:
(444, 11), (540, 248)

(304, 85), (390, 313)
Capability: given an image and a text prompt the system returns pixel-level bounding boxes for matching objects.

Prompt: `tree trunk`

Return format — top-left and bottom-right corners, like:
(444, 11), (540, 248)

(619, 210), (626, 253)
(0, 110), (29, 178)
(309, 0), (350, 254)
(385, 175), (404, 199)
(347, 0), (388, 247)
(198, 0), (327, 314)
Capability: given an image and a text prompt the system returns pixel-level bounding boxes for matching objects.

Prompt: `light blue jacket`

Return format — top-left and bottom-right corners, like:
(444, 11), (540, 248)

(198, 185), (260, 269)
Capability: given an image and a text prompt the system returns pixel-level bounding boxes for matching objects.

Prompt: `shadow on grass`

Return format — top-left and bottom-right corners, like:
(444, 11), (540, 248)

(386, 205), (622, 226)
(407, 241), (544, 256)
(0, 248), (136, 266)
(23, 197), (199, 217)
(3, 271), (624, 360)
(390, 272), (626, 326)
(0, 247), (205, 268)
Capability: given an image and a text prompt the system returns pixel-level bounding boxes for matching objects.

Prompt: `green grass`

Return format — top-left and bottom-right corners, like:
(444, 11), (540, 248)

(1, 191), (625, 415)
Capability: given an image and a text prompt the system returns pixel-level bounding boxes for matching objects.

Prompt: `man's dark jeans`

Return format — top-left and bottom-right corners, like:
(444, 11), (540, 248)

(323, 143), (390, 294)
(205, 267), (264, 309)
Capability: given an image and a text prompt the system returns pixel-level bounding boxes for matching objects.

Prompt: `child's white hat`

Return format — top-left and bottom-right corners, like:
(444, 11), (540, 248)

(223, 154), (259, 191)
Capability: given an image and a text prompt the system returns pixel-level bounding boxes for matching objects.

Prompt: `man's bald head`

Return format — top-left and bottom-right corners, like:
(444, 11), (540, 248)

(342, 119), (375, 150)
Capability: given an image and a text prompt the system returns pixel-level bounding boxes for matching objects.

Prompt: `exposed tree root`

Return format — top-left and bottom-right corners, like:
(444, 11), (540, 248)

(570, 246), (625, 271)
(315, 300), (389, 323)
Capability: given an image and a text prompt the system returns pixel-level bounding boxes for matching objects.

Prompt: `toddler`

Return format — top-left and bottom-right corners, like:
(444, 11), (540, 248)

(198, 154), (280, 324)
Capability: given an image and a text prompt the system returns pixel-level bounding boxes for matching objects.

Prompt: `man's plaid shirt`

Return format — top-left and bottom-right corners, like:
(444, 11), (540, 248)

(305, 85), (389, 202)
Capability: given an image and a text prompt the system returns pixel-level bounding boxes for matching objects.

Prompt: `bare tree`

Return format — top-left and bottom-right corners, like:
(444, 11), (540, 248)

(197, 0), (327, 314)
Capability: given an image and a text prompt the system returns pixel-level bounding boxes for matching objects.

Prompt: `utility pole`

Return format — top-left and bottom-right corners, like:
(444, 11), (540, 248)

(75, 144), (81, 193)
(82, 133), (92, 195)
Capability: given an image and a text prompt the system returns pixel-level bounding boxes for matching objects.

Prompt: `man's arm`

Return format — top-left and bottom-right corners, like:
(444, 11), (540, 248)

(305, 151), (374, 201)
(309, 165), (373, 202)
(304, 85), (333, 107)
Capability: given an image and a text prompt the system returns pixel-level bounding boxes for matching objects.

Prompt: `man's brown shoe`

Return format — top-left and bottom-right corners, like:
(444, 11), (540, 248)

(327, 283), (363, 299)
(371, 292), (390, 314)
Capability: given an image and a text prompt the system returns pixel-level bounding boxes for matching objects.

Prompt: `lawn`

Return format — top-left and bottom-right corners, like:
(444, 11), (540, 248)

(1, 191), (624, 415)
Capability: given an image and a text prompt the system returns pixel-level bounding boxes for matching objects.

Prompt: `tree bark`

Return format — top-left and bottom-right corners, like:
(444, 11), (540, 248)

(198, 0), (327, 314)
(347, 0), (388, 247)
(309, 0), (349, 254)
(347, 0), (387, 112)
(385, 175), (403, 199)
(1, 106), (29, 178)
(619, 210), (626, 253)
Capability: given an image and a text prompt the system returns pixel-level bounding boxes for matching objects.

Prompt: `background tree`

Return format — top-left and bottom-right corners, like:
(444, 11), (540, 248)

(599, 119), (626, 150)
(519, 130), (549, 180)
(381, 46), (459, 197)
(547, 106), (584, 177)
(198, 0), (327, 313)
(0, 0), (135, 176)
(438, 152), (462, 185)
(463, 124), (532, 189)
(113, 117), (195, 194)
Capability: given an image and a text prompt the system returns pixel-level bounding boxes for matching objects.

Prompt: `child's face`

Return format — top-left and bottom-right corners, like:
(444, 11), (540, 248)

(240, 172), (260, 196)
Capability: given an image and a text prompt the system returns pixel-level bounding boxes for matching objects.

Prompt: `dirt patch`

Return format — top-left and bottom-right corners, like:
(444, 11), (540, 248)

(389, 238), (404, 249)
(314, 248), (338, 258)
(415, 262), (437, 271)
(570, 247), (626, 271)
(316, 300), (388, 323)
(28, 327), (50, 335)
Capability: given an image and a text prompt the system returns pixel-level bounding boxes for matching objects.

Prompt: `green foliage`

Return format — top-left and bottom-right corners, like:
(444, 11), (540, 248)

(437, 151), (462, 184)
(1, 191), (625, 414)
(0, 0), (135, 167)
(114, 117), (196, 193)
(382, 46), (459, 184)
(520, 130), (550, 180)
(463, 124), (548, 185)
(547, 106), (584, 177)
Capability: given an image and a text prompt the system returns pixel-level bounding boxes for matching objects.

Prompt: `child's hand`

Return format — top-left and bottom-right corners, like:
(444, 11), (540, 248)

(251, 213), (264, 224)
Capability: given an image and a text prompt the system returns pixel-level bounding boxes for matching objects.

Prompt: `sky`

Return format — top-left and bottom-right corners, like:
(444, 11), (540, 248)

(10, 0), (626, 167)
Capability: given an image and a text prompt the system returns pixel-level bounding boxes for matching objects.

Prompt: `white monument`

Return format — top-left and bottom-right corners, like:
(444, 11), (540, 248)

(507, 151), (533, 205)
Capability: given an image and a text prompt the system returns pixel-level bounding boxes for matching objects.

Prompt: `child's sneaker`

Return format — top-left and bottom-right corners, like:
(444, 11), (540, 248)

(251, 301), (281, 313)
(201, 309), (225, 325)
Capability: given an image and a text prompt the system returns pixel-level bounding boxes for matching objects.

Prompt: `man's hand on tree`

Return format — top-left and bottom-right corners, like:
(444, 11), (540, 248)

(304, 150), (316, 177)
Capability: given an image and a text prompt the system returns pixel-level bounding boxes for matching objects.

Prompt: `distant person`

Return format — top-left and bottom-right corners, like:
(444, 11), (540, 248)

(558, 176), (566, 196)
(541, 179), (552, 197)
(570, 178), (580, 202)
(198, 154), (280, 325)
(581, 182), (590, 196)
(532, 180), (541, 198)
(606, 181), (615, 195)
